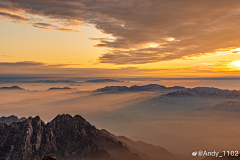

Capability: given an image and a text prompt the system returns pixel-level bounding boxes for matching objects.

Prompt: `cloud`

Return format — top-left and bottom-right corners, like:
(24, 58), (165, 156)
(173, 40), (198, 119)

(0, 11), (28, 20)
(0, 55), (12, 57)
(2, 0), (240, 64)
(0, 61), (81, 67)
(0, 11), (29, 23)
(32, 22), (81, 33)
(0, 61), (45, 67)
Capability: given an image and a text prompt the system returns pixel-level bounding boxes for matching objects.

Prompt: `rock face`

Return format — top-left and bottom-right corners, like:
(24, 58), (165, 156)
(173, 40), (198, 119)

(0, 115), (27, 125)
(95, 84), (184, 92)
(0, 114), (141, 160)
(166, 87), (240, 98)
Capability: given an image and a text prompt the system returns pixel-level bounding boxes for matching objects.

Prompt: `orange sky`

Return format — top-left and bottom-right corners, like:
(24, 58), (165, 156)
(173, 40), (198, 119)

(1, 0), (240, 78)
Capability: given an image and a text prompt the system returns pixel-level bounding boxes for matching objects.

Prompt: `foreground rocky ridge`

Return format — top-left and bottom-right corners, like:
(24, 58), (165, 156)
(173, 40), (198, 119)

(0, 114), (141, 160)
(0, 115), (27, 125)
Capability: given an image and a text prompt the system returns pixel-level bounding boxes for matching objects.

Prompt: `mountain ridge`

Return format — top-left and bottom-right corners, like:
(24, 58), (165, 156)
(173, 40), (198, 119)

(0, 115), (27, 125)
(95, 84), (185, 92)
(0, 114), (141, 160)
(165, 87), (240, 98)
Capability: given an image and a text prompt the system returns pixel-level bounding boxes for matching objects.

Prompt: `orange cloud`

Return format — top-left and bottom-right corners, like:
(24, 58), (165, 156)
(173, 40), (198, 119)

(1, 0), (240, 64)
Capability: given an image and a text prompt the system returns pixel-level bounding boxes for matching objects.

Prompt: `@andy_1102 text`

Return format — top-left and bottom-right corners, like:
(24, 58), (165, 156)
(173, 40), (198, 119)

(192, 150), (239, 157)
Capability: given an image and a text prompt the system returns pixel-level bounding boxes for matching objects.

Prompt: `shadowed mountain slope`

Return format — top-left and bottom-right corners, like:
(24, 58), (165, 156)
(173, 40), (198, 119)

(100, 129), (177, 160)
(213, 101), (240, 112)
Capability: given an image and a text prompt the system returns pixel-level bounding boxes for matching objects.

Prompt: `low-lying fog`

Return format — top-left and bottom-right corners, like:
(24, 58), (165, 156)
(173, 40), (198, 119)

(1, 79), (240, 159)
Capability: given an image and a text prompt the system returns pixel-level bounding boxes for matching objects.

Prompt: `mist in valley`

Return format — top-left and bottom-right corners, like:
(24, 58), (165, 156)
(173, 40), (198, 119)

(1, 80), (240, 160)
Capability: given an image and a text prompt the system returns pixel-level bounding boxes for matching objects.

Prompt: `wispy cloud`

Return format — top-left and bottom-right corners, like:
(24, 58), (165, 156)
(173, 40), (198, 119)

(32, 22), (81, 33)
(0, 61), (81, 67)
(0, 55), (12, 57)
(1, 0), (240, 64)
(0, 61), (46, 67)
(0, 11), (28, 21)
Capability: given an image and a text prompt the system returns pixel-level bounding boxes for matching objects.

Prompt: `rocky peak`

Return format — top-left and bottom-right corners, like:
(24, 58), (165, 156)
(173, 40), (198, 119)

(0, 115), (27, 125)
(0, 114), (141, 160)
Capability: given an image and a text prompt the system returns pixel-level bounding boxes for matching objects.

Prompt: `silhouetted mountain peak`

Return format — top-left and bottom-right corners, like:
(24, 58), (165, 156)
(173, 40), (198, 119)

(0, 115), (27, 125)
(0, 115), (141, 160)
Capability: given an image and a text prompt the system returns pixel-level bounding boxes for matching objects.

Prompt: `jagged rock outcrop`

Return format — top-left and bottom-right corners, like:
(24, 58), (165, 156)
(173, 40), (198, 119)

(95, 84), (184, 92)
(166, 87), (240, 98)
(0, 115), (27, 125)
(0, 114), (141, 160)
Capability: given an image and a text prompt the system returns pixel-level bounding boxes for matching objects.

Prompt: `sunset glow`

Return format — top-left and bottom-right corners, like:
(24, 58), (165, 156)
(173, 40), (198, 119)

(232, 60), (240, 67)
(0, 0), (240, 78)
(2, 1), (240, 159)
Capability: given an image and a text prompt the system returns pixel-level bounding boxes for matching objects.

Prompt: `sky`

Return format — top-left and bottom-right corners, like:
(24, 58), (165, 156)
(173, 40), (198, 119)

(1, 0), (240, 78)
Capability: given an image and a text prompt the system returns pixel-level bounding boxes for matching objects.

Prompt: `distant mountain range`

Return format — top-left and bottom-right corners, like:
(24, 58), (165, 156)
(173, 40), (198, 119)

(47, 87), (72, 90)
(85, 79), (124, 83)
(0, 114), (177, 160)
(166, 87), (240, 98)
(0, 86), (24, 90)
(3, 85), (240, 99)
(0, 86), (74, 91)
(95, 84), (185, 92)
(0, 80), (78, 83)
